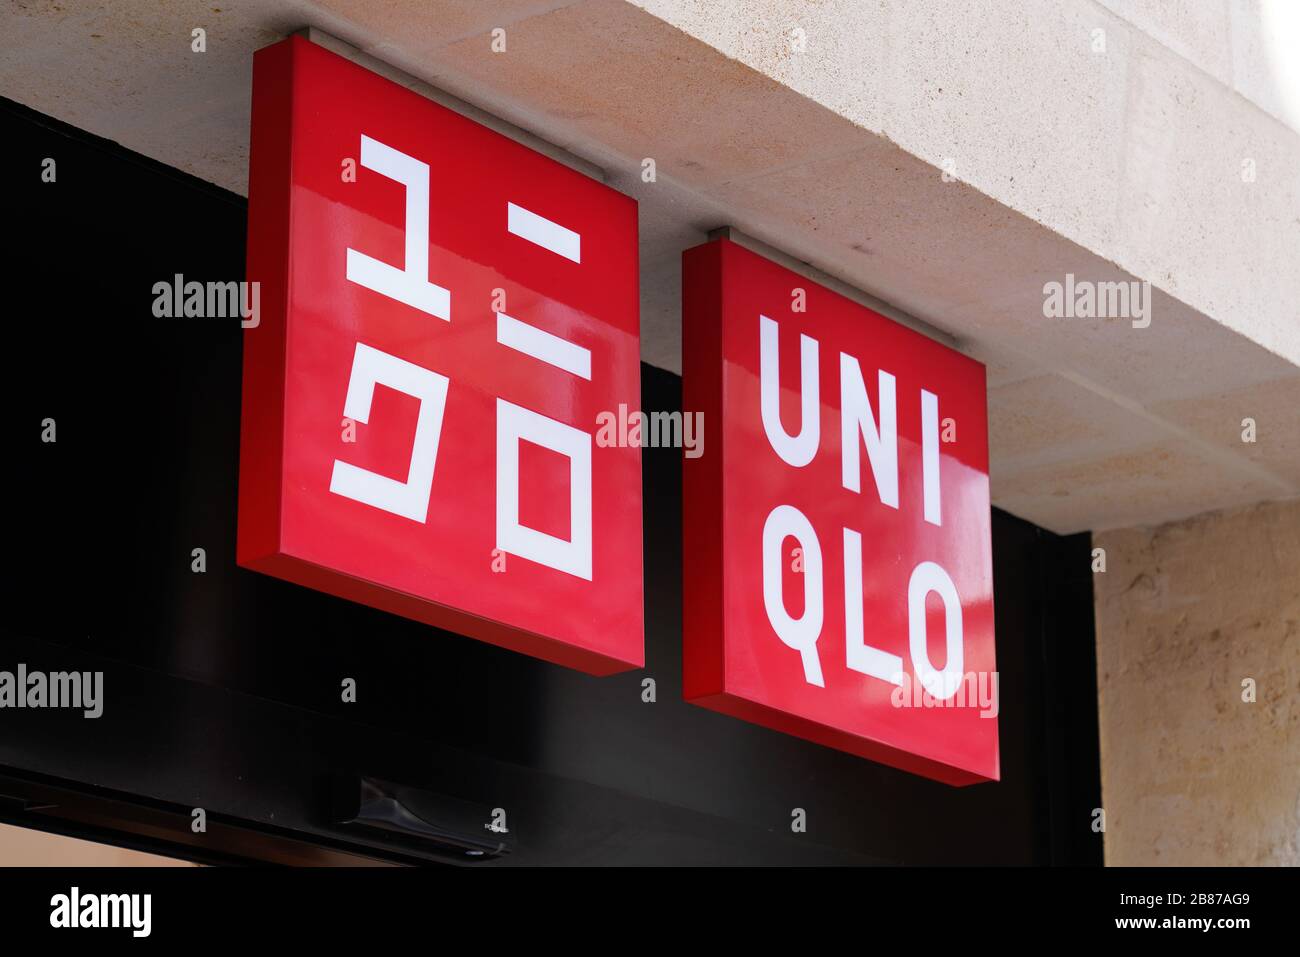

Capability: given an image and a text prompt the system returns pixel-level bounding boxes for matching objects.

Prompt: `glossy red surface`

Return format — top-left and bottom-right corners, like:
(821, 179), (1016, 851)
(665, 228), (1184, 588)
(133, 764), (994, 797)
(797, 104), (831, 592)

(682, 240), (998, 783)
(238, 37), (643, 674)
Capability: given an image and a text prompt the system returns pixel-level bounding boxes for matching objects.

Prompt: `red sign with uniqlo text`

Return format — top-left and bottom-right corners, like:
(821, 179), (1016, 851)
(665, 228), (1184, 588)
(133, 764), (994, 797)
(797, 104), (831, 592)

(682, 240), (997, 783)
(237, 37), (642, 674)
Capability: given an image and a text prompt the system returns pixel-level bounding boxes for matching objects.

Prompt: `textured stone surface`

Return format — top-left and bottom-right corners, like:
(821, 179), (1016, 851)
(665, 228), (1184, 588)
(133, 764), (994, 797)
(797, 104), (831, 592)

(1094, 499), (1300, 865)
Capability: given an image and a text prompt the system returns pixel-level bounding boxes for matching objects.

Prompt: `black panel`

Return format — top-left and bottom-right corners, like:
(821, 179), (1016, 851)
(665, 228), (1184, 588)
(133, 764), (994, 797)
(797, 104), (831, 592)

(0, 96), (1102, 866)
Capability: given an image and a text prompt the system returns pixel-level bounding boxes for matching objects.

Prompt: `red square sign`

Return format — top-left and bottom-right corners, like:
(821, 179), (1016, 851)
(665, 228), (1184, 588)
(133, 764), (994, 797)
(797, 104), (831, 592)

(682, 239), (998, 784)
(237, 37), (643, 674)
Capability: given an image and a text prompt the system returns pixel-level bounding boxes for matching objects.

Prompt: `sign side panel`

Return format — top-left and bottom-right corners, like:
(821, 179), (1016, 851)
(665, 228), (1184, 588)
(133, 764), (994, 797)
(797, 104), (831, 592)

(682, 241), (726, 698)
(236, 38), (295, 568)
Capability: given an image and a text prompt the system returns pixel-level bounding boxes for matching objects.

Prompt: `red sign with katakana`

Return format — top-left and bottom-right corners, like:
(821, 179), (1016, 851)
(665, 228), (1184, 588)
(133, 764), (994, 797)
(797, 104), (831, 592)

(238, 37), (643, 674)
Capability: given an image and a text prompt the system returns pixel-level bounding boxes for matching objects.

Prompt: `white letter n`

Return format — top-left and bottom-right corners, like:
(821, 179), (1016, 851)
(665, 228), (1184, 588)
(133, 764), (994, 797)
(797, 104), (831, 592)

(840, 354), (898, 508)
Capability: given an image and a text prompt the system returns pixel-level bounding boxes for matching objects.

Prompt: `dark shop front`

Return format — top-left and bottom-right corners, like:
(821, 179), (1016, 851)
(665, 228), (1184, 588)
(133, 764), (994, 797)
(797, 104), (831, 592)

(0, 73), (1101, 866)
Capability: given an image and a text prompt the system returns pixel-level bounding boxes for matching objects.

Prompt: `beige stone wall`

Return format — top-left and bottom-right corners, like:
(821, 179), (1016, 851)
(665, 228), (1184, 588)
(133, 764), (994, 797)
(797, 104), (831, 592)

(0, 823), (196, 866)
(1093, 498), (1300, 865)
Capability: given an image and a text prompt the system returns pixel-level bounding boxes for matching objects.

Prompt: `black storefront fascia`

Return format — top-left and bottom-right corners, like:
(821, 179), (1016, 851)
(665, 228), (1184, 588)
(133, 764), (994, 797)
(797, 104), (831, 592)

(0, 96), (1102, 867)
